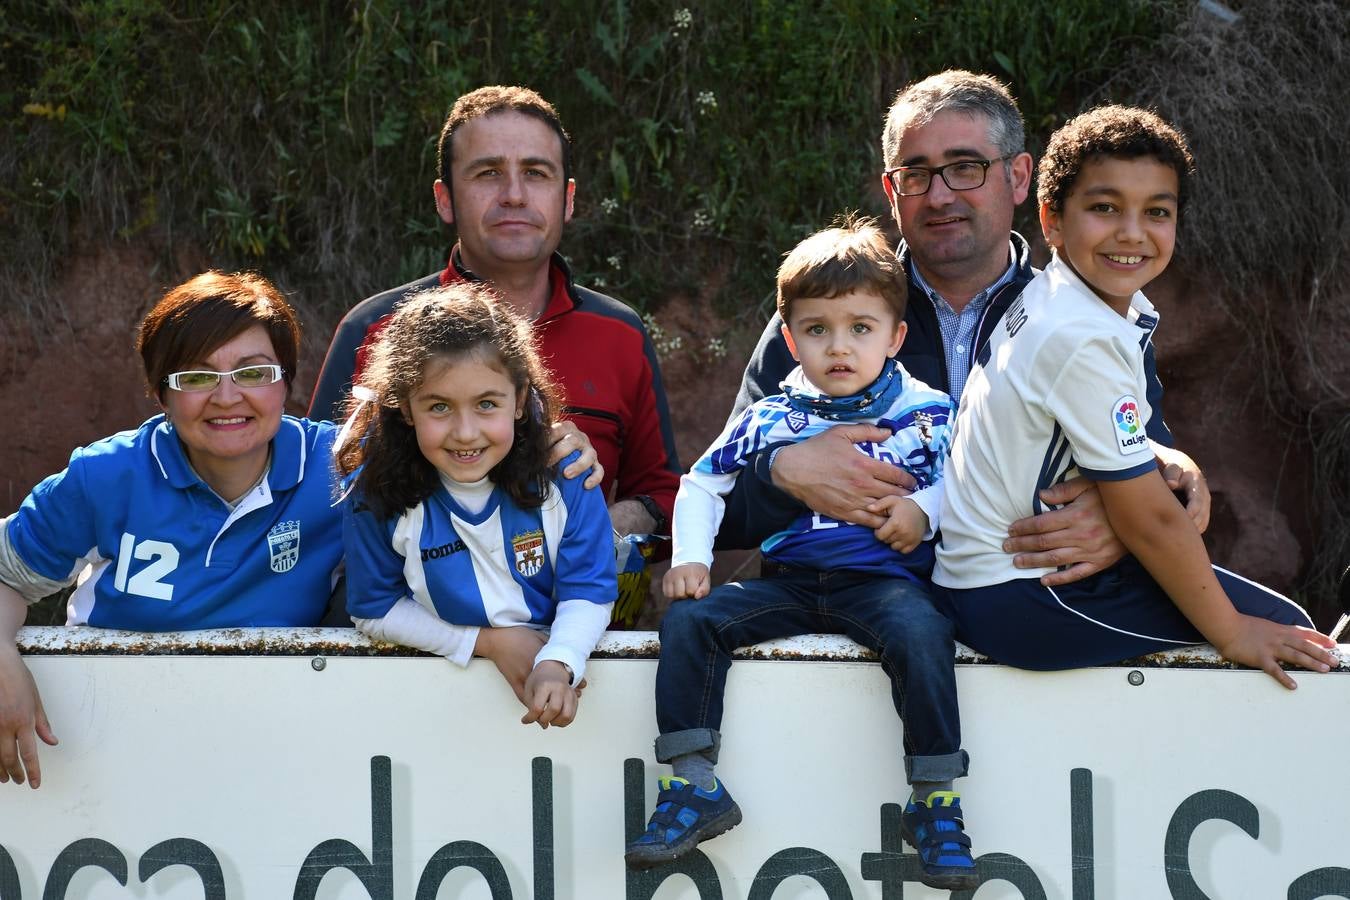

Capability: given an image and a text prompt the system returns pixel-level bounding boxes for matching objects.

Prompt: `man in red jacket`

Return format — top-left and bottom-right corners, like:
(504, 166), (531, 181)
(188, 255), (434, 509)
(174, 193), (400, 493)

(311, 86), (681, 556)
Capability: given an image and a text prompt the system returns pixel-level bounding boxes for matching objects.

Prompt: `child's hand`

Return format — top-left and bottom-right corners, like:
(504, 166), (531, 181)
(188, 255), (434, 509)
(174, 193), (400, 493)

(1214, 615), (1338, 690)
(663, 563), (710, 600)
(871, 496), (928, 554)
(521, 661), (579, 728)
(474, 627), (549, 704)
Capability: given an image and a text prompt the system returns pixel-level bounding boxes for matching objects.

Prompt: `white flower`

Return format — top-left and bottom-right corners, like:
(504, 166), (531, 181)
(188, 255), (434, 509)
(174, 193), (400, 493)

(692, 208), (714, 229)
(600, 197), (619, 215)
(607, 255), (622, 270)
(705, 336), (727, 358)
(696, 90), (718, 114)
(593, 275), (608, 288)
(672, 8), (692, 30)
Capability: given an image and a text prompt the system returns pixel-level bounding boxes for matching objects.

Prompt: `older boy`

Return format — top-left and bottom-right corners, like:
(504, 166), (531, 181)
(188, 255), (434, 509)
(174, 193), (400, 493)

(626, 218), (978, 891)
(933, 106), (1337, 688)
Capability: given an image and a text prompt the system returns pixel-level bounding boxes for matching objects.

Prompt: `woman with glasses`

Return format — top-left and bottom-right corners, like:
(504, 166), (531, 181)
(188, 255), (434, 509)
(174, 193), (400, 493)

(0, 270), (343, 789)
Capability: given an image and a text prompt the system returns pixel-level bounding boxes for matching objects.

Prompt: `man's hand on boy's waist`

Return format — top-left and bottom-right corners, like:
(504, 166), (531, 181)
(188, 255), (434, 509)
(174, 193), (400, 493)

(1004, 477), (1126, 586)
(769, 424), (916, 529)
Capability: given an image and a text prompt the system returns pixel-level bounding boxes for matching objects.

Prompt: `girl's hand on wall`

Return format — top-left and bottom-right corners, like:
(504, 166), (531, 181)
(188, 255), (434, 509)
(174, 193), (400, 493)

(521, 661), (578, 728)
(475, 626), (549, 704)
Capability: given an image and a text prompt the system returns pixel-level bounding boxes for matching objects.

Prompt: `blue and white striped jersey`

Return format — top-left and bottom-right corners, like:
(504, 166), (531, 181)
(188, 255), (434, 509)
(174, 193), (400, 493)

(344, 465), (616, 629)
(4, 415), (342, 629)
(673, 364), (953, 580)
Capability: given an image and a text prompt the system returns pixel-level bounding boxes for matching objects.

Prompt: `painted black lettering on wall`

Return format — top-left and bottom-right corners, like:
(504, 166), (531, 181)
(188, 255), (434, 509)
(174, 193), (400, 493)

(1070, 767), (1094, 900)
(1, 845), (20, 900)
(44, 838), (127, 899)
(533, 757), (554, 900)
(859, 801), (927, 894)
(139, 838), (225, 900)
(415, 842), (511, 899)
(749, 847), (850, 898)
(1288, 867), (1350, 900)
(953, 854), (1046, 900)
(293, 755), (393, 900)
(1164, 788), (1257, 900)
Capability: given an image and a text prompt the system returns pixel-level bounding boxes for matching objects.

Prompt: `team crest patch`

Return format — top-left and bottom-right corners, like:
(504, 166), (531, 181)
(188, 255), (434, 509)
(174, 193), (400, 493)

(267, 520), (300, 573)
(512, 529), (546, 578)
(914, 411), (935, 447)
(785, 409), (808, 434)
(1112, 395), (1148, 454)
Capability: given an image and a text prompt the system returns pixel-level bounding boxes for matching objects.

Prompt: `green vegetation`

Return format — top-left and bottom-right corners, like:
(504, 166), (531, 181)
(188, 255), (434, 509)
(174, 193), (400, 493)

(1, 0), (1179, 320)
(8, 0), (1347, 619)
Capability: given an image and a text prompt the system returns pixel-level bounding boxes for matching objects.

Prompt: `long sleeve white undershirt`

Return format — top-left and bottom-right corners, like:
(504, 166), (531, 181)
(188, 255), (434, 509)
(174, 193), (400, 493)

(352, 473), (612, 684)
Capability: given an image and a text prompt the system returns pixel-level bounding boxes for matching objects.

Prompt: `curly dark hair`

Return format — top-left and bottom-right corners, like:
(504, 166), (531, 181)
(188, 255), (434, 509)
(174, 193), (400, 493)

(1037, 104), (1195, 214)
(333, 282), (561, 520)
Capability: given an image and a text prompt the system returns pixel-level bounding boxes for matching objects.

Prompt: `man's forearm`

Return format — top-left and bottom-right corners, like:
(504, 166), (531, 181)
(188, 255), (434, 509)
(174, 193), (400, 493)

(608, 499), (657, 537)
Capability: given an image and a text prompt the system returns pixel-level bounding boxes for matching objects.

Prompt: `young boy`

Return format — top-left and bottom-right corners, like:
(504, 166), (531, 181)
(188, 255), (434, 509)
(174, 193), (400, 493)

(932, 106), (1337, 687)
(625, 217), (979, 891)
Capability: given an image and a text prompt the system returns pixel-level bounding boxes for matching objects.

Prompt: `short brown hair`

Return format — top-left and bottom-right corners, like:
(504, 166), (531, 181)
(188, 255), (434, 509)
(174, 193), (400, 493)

(437, 85), (572, 186)
(136, 271), (301, 402)
(1037, 105), (1195, 214)
(777, 215), (907, 324)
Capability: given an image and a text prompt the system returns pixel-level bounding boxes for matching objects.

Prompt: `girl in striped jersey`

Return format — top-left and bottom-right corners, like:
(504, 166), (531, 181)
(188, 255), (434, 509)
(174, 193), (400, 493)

(336, 283), (616, 728)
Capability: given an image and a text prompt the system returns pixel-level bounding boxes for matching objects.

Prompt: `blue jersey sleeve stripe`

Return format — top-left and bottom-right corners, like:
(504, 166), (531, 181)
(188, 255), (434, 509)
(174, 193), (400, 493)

(551, 472), (618, 605)
(343, 497), (408, 620)
(1078, 460), (1158, 482)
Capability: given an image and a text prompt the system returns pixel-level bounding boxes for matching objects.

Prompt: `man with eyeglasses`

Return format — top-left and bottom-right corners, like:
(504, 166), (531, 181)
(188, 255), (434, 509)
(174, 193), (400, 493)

(717, 69), (1209, 588)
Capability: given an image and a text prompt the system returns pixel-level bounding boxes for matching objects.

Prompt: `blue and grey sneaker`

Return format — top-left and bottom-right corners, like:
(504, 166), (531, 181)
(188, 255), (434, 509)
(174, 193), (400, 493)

(624, 776), (743, 869)
(900, 790), (980, 891)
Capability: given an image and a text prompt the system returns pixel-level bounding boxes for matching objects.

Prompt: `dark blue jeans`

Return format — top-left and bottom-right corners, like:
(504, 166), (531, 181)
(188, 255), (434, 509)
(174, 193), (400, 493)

(654, 568), (969, 784)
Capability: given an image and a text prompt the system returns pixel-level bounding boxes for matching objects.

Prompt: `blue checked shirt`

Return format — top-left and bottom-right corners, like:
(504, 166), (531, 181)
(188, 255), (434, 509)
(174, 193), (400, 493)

(911, 242), (1019, 406)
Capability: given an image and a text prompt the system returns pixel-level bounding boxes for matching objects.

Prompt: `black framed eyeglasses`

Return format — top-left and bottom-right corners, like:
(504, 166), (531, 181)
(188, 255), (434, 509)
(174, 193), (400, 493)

(884, 156), (1011, 197)
(162, 365), (285, 392)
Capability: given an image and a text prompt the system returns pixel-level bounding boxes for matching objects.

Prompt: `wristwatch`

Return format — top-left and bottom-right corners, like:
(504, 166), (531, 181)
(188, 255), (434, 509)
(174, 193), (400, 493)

(632, 494), (668, 533)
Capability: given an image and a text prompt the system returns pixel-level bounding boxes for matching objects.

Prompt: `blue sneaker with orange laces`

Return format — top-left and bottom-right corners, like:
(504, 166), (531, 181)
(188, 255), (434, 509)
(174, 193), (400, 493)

(624, 775), (742, 869)
(900, 790), (980, 891)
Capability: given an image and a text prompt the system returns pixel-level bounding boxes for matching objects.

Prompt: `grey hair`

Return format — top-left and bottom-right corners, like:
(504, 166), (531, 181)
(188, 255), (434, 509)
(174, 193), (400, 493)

(882, 70), (1026, 168)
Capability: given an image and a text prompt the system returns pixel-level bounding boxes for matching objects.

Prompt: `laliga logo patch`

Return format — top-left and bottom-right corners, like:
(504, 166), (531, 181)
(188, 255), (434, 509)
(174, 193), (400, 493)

(784, 409), (808, 434)
(267, 520), (300, 573)
(513, 529), (545, 578)
(1113, 395), (1148, 454)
